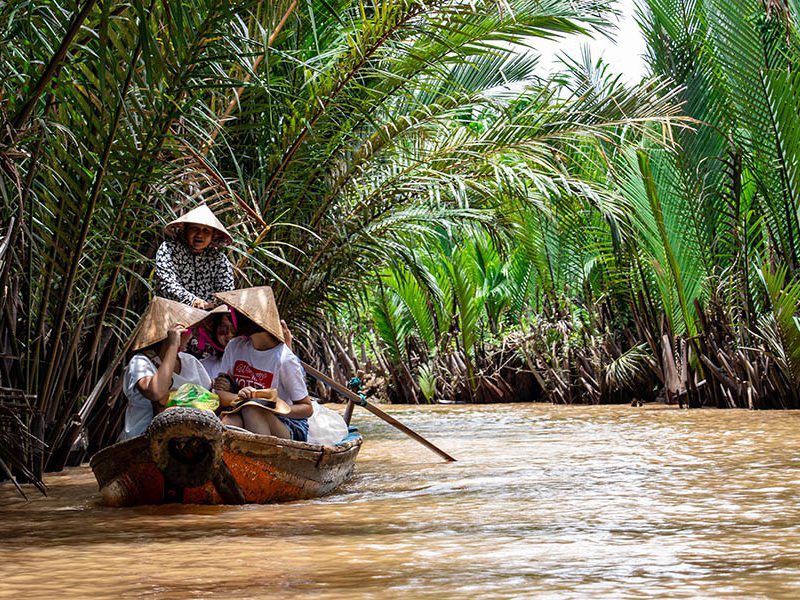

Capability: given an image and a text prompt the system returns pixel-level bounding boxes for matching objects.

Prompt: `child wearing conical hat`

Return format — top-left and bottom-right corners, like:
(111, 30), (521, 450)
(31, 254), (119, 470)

(212, 287), (313, 441)
(198, 306), (237, 379)
(155, 204), (234, 310)
(120, 298), (212, 441)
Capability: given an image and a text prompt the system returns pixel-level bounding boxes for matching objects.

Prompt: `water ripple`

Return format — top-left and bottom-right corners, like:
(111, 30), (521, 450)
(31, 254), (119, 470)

(3, 404), (800, 598)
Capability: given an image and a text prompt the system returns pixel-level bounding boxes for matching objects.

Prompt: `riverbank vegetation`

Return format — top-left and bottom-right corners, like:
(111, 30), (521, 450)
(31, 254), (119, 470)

(337, 0), (800, 411)
(1, 0), (800, 480)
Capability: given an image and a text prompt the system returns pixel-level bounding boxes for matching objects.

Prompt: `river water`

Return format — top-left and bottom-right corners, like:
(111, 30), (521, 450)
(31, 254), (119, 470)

(2, 404), (800, 599)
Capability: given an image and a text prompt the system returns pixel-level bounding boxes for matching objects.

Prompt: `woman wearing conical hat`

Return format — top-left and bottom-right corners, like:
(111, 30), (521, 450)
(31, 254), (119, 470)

(155, 204), (234, 310)
(212, 287), (313, 441)
(120, 298), (212, 440)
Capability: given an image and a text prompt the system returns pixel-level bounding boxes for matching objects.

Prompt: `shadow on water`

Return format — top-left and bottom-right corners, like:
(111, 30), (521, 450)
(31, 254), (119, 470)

(3, 404), (800, 598)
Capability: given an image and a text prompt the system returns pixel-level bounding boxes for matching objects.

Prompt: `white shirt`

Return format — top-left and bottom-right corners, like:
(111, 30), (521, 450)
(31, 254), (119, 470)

(120, 352), (211, 440)
(219, 337), (308, 405)
(201, 354), (223, 379)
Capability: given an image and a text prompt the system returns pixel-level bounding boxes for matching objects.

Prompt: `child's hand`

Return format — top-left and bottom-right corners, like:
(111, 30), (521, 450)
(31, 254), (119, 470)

(214, 375), (233, 392)
(238, 386), (257, 399)
(166, 323), (187, 346)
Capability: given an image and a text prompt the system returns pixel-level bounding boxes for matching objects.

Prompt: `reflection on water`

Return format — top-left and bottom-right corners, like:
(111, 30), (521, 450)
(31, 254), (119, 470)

(3, 404), (800, 598)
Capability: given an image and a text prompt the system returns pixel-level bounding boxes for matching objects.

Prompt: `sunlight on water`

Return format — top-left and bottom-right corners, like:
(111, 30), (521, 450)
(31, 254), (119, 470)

(3, 404), (800, 598)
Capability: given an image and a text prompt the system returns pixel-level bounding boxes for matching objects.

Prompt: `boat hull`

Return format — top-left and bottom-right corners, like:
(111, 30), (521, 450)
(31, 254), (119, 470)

(90, 423), (362, 506)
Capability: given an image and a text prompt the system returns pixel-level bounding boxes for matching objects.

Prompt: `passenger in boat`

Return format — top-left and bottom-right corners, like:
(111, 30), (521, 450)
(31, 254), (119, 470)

(120, 298), (211, 441)
(155, 203), (234, 310)
(212, 287), (313, 441)
(198, 306), (237, 378)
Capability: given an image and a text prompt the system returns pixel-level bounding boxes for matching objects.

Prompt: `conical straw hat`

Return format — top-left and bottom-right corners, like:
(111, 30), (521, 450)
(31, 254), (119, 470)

(214, 286), (284, 342)
(164, 204), (233, 246)
(132, 297), (210, 351)
(201, 303), (232, 322)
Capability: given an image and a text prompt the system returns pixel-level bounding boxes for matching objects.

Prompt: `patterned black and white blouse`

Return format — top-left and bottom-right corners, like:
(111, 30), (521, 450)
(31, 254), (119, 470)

(155, 239), (234, 304)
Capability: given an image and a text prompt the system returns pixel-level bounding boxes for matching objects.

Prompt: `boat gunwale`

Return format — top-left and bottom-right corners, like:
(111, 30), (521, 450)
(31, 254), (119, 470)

(223, 427), (362, 455)
(89, 428), (362, 471)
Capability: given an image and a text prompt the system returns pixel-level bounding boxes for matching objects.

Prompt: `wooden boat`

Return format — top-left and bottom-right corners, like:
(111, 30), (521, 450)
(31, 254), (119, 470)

(90, 407), (362, 506)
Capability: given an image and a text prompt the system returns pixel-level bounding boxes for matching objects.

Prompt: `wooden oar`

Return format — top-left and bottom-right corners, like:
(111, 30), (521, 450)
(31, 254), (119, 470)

(301, 361), (456, 462)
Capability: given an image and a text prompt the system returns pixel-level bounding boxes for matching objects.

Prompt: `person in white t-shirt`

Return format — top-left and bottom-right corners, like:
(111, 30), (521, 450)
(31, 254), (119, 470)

(212, 287), (312, 441)
(120, 298), (211, 441)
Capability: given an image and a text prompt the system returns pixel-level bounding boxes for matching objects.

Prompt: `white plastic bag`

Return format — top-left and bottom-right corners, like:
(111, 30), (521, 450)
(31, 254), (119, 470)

(307, 400), (349, 445)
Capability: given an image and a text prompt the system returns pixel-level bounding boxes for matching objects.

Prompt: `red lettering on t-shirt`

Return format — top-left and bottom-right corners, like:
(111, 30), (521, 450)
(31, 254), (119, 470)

(232, 360), (274, 390)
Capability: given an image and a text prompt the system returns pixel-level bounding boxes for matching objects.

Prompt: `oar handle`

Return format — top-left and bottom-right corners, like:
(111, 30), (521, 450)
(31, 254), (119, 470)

(301, 361), (456, 462)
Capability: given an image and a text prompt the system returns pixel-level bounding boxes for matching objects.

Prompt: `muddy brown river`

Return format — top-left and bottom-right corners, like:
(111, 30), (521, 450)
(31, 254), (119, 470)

(2, 404), (800, 598)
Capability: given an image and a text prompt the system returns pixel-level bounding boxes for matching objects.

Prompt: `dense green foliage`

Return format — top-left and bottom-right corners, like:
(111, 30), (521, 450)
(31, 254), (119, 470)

(0, 0), (676, 471)
(364, 0), (800, 408)
(1, 0), (800, 482)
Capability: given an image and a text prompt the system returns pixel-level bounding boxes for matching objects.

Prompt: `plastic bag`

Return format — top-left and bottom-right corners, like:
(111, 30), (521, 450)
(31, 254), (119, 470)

(167, 383), (219, 412)
(307, 400), (349, 445)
